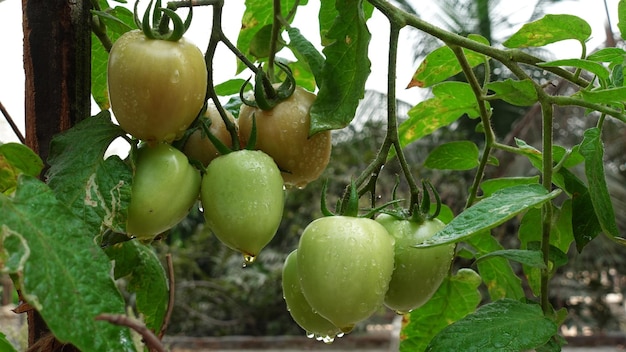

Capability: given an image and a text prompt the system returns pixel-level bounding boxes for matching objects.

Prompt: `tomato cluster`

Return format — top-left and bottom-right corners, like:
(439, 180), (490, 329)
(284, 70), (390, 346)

(282, 214), (454, 342)
(107, 19), (331, 263)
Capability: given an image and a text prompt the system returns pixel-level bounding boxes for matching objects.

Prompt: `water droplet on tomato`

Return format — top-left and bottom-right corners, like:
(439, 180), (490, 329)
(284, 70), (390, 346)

(306, 332), (314, 339)
(243, 254), (256, 266)
(322, 335), (335, 344)
(170, 70), (180, 83)
(395, 310), (410, 315)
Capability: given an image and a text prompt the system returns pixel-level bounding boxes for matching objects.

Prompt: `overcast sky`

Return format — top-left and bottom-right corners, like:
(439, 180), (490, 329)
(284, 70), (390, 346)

(0, 0), (620, 144)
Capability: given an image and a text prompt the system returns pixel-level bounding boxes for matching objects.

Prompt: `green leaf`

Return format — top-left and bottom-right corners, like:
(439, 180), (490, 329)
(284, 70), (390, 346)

(617, 0), (626, 40)
(408, 34), (489, 88)
(426, 299), (557, 352)
(398, 82), (485, 151)
(476, 249), (545, 269)
(215, 78), (250, 96)
(539, 59), (610, 81)
(46, 112), (132, 236)
(288, 60), (317, 92)
(399, 268), (482, 352)
(503, 14), (591, 48)
(580, 127), (619, 238)
(0, 176), (136, 352)
(579, 86), (626, 104)
(249, 24), (285, 59)
(91, 5), (136, 109)
(0, 143), (44, 194)
(586, 47), (626, 65)
(309, 0), (371, 134)
(237, 0), (307, 73)
(418, 184), (561, 247)
(466, 233), (525, 301)
(480, 176), (540, 198)
(319, 0), (373, 46)
(0, 332), (17, 352)
(287, 27), (325, 87)
(105, 240), (169, 333)
(424, 141), (479, 170)
(485, 79), (538, 106)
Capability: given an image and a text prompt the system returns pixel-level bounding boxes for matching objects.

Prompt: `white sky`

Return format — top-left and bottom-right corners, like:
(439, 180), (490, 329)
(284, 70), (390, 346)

(0, 0), (621, 144)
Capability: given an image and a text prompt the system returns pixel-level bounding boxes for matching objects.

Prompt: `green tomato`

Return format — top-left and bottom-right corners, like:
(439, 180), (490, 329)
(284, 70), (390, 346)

(282, 250), (342, 343)
(200, 150), (284, 263)
(239, 86), (332, 189)
(127, 143), (201, 240)
(108, 30), (207, 144)
(297, 216), (395, 332)
(375, 214), (455, 314)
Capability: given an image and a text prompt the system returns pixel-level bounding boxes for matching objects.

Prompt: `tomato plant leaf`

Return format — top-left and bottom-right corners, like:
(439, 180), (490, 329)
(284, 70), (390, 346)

(485, 79), (538, 106)
(579, 86), (626, 104)
(480, 176), (540, 198)
(407, 34), (489, 88)
(91, 5), (136, 110)
(318, 0), (373, 46)
(586, 47), (626, 65)
(237, 0), (307, 73)
(399, 268), (482, 352)
(0, 332), (17, 352)
(0, 143), (44, 194)
(418, 184), (561, 247)
(466, 233), (525, 300)
(476, 249), (545, 269)
(105, 240), (169, 333)
(424, 141), (479, 170)
(309, 0), (371, 134)
(0, 176), (136, 352)
(539, 59), (610, 81)
(287, 27), (325, 87)
(427, 299), (557, 352)
(398, 82), (485, 151)
(215, 78), (250, 96)
(580, 127), (619, 238)
(502, 14), (591, 48)
(46, 111), (132, 236)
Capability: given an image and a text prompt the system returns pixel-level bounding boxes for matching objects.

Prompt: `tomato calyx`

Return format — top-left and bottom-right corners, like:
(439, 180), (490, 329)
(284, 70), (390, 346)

(240, 61), (296, 111)
(134, 0), (192, 42)
(320, 180), (402, 219)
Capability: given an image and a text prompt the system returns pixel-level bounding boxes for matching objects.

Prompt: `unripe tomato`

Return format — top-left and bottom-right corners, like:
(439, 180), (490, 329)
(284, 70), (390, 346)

(183, 103), (237, 166)
(108, 30), (207, 144)
(239, 86), (331, 189)
(126, 144), (201, 240)
(297, 216), (395, 332)
(375, 214), (455, 314)
(282, 250), (342, 343)
(200, 150), (284, 263)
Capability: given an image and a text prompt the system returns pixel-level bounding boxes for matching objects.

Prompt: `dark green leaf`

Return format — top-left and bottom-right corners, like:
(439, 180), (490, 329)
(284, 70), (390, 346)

(249, 24), (285, 59)
(319, 0), (373, 46)
(418, 184), (561, 247)
(503, 14), (591, 48)
(399, 269), (482, 352)
(288, 60), (317, 92)
(46, 112), (132, 236)
(0, 176), (136, 352)
(579, 87), (626, 104)
(0, 143), (44, 194)
(408, 34), (489, 88)
(486, 79), (538, 106)
(476, 249), (545, 269)
(466, 233), (525, 300)
(427, 299), (557, 352)
(399, 82), (485, 151)
(309, 0), (371, 134)
(539, 59), (610, 81)
(424, 141), (479, 170)
(580, 127), (619, 237)
(480, 176), (540, 198)
(105, 240), (169, 333)
(287, 27), (325, 87)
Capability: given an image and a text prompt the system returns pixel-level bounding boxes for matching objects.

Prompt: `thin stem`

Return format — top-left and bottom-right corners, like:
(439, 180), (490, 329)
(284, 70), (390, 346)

(267, 0), (283, 80)
(449, 45), (494, 208)
(157, 254), (175, 340)
(96, 314), (165, 352)
(549, 95), (626, 123)
(539, 98), (554, 314)
(90, 0), (113, 52)
(0, 100), (25, 144)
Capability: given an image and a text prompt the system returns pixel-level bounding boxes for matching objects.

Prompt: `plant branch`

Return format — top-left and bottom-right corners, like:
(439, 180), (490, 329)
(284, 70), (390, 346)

(158, 254), (175, 340)
(95, 314), (165, 352)
(549, 95), (626, 123)
(538, 98), (554, 314)
(267, 0), (283, 79)
(0, 100), (25, 144)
